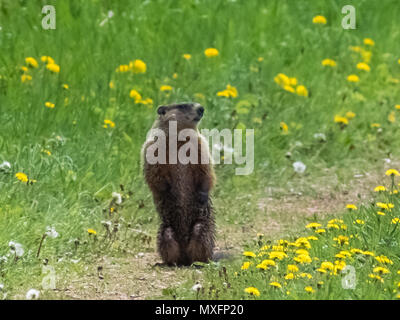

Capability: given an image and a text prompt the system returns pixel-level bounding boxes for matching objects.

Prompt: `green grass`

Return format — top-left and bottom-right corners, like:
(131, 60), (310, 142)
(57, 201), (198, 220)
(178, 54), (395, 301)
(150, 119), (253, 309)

(1, 0), (400, 299)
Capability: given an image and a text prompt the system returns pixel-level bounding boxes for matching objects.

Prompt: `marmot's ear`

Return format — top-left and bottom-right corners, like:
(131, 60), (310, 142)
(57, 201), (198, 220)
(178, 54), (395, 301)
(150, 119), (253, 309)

(157, 106), (167, 115)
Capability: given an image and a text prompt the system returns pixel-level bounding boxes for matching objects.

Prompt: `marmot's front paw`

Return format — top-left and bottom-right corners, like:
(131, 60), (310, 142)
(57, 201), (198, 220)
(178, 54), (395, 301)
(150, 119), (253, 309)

(198, 191), (209, 206)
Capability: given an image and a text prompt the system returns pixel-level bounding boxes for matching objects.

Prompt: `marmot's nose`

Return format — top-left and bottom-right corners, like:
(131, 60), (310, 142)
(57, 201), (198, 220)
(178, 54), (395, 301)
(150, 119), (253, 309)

(197, 106), (204, 117)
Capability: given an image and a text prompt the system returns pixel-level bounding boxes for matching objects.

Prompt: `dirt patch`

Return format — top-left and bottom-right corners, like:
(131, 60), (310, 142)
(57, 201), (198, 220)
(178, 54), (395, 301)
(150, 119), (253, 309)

(255, 160), (397, 236)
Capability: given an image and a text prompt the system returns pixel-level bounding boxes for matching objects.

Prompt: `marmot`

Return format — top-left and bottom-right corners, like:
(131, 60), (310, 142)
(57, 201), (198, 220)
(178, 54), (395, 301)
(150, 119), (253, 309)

(142, 102), (215, 266)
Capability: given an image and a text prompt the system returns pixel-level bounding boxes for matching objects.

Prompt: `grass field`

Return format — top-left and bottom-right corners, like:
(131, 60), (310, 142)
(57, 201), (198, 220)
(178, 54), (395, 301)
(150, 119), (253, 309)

(1, 0), (400, 300)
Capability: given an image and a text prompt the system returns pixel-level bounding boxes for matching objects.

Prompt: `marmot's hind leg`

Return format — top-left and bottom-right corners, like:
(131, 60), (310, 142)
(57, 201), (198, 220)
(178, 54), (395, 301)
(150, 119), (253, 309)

(186, 222), (214, 264)
(158, 226), (180, 265)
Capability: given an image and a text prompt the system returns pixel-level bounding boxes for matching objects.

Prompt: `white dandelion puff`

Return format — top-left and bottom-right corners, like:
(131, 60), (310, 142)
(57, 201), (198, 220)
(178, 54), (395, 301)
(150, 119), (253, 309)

(9, 241), (24, 257)
(45, 226), (59, 239)
(112, 192), (122, 205)
(313, 133), (326, 142)
(293, 161), (306, 174)
(192, 283), (202, 291)
(26, 289), (40, 300)
(0, 161), (11, 171)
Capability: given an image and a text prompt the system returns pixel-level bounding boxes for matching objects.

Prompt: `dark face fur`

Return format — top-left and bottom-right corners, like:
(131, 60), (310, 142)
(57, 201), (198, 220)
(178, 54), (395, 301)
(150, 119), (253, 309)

(157, 102), (204, 129)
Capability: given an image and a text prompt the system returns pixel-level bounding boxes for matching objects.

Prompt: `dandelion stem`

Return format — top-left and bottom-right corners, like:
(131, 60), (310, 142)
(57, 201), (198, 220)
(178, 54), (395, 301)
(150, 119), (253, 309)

(37, 234), (47, 258)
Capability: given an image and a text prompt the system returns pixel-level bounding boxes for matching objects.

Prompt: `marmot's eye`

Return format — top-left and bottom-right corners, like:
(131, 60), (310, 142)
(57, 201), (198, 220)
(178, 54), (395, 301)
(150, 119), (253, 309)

(157, 106), (167, 115)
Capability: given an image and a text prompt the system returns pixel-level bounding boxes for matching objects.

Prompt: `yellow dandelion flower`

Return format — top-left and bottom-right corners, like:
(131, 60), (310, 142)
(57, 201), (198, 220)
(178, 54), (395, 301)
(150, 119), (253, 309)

(241, 262), (251, 270)
(334, 115), (349, 125)
(87, 228), (97, 235)
(269, 282), (282, 288)
(182, 54), (192, 60)
(322, 59), (337, 67)
(117, 64), (129, 72)
(130, 59), (147, 73)
(42, 149), (51, 156)
(139, 98), (153, 106)
(274, 73), (290, 87)
(295, 249), (309, 256)
(312, 15), (327, 24)
(373, 266), (390, 274)
(371, 123), (381, 128)
(305, 286), (315, 293)
(368, 274), (384, 282)
(287, 264), (299, 273)
(280, 122), (289, 134)
(327, 223), (340, 230)
(15, 172), (29, 183)
(306, 222), (322, 229)
(283, 85), (295, 93)
(25, 57), (38, 68)
(103, 119), (115, 128)
(294, 254), (312, 264)
(269, 252), (287, 260)
(346, 111), (356, 119)
(244, 287), (260, 296)
(217, 84), (238, 98)
(333, 235), (349, 246)
(347, 74), (359, 82)
(346, 204), (357, 210)
(392, 217), (400, 224)
(296, 85), (308, 97)
(363, 38), (375, 46)
(129, 89), (142, 102)
(289, 77), (297, 86)
(362, 251), (375, 256)
(375, 255), (393, 265)
(160, 85), (173, 92)
(204, 48), (219, 58)
(315, 228), (326, 234)
(46, 63), (60, 73)
(299, 272), (313, 279)
(357, 62), (370, 71)
(386, 169), (400, 176)
(285, 273), (294, 280)
(320, 261), (334, 271)
(41, 56), (55, 64)
(243, 251), (256, 258)
(45, 102), (55, 109)
(374, 186), (387, 192)
(21, 74), (32, 83)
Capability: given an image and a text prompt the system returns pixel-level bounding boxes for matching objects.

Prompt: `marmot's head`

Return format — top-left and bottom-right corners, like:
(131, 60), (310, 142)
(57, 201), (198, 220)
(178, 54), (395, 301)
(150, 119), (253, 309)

(157, 102), (204, 130)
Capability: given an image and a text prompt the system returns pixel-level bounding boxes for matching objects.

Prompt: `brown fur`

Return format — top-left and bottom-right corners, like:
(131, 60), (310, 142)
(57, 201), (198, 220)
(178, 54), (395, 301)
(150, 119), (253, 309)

(142, 102), (216, 266)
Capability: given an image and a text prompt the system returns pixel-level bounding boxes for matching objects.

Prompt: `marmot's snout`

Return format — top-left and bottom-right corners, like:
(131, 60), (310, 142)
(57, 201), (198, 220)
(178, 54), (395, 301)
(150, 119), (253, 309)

(194, 105), (204, 122)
